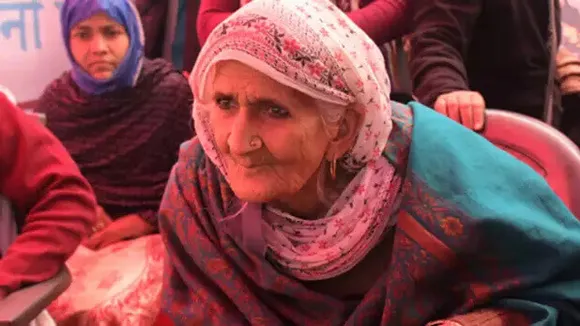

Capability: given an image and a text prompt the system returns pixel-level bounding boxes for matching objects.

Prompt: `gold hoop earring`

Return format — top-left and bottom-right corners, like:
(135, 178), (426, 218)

(330, 158), (337, 180)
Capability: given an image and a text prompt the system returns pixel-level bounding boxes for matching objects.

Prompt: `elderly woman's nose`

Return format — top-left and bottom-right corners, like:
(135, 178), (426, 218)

(227, 110), (259, 154)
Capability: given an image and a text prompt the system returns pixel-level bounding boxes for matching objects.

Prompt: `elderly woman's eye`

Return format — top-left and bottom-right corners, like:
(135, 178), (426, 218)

(215, 96), (235, 110)
(267, 106), (290, 119)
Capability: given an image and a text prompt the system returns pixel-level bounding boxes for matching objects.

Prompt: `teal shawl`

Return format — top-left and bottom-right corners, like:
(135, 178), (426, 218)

(388, 101), (580, 324)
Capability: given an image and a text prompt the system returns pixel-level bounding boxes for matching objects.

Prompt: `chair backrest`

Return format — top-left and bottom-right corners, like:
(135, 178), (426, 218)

(0, 196), (18, 256)
(481, 109), (580, 217)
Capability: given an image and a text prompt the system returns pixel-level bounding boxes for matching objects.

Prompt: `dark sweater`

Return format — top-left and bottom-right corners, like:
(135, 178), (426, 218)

(37, 59), (193, 227)
(409, 0), (560, 119)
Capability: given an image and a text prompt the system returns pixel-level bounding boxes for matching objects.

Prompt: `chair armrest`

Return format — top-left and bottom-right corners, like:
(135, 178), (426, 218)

(0, 267), (71, 326)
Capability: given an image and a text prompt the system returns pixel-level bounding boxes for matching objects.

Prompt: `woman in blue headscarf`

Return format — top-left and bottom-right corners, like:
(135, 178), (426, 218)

(37, 0), (193, 324)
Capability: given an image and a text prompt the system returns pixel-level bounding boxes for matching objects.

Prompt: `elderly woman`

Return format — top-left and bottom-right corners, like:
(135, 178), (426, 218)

(36, 0), (193, 324)
(157, 0), (580, 325)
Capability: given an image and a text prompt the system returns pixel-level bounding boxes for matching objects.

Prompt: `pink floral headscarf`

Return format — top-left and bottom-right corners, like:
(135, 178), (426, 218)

(190, 0), (400, 280)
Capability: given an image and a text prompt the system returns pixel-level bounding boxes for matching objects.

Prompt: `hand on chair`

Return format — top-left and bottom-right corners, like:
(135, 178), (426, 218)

(434, 91), (486, 131)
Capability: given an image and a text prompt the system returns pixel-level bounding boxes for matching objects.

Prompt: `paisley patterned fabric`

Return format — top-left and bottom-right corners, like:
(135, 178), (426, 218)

(156, 0), (580, 324)
(158, 101), (580, 325)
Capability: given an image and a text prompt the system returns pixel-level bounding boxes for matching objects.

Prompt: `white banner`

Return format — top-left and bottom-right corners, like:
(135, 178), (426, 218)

(0, 0), (69, 102)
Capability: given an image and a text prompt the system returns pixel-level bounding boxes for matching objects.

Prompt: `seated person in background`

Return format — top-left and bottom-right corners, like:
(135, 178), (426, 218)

(157, 0), (580, 325)
(37, 0), (193, 250)
(0, 93), (96, 300)
(196, 0), (410, 46)
(34, 0), (193, 323)
(409, 0), (560, 130)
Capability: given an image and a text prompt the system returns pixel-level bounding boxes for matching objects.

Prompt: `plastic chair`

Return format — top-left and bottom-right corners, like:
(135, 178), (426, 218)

(0, 269), (71, 326)
(481, 109), (580, 217)
(0, 198), (72, 326)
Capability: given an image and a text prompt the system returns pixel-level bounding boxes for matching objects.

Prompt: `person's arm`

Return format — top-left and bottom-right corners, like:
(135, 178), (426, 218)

(0, 95), (97, 298)
(409, 0), (482, 106)
(197, 0), (240, 46)
(347, 0), (409, 45)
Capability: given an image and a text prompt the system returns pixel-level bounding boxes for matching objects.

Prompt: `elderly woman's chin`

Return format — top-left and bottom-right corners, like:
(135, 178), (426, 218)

(226, 167), (306, 203)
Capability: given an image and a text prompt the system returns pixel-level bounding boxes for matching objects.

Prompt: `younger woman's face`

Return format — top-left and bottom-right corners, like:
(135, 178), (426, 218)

(69, 13), (129, 80)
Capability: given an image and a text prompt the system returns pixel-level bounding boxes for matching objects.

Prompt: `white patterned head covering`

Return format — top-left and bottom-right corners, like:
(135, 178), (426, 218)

(190, 0), (392, 173)
(188, 0), (401, 281)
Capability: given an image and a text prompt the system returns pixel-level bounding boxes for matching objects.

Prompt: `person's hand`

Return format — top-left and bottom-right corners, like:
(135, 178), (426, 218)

(91, 205), (112, 234)
(434, 91), (486, 131)
(85, 221), (129, 250)
(84, 214), (153, 250)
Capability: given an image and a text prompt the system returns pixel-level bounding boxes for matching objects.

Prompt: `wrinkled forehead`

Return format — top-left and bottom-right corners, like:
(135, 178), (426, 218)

(207, 60), (319, 106)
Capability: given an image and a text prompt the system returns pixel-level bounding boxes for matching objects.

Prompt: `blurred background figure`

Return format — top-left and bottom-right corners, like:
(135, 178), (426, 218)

(409, 0), (561, 130)
(32, 0), (193, 323)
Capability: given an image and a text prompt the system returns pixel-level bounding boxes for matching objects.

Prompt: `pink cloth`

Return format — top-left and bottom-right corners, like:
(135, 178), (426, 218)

(48, 235), (164, 325)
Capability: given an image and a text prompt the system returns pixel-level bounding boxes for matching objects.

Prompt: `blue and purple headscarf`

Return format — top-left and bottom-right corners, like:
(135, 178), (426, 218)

(60, 0), (145, 95)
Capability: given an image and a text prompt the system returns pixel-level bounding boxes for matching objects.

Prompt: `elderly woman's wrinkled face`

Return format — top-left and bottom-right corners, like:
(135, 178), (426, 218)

(208, 61), (334, 203)
(69, 13), (129, 80)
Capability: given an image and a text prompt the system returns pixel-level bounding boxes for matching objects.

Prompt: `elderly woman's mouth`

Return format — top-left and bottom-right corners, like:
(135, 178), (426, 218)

(229, 156), (271, 169)
(230, 160), (266, 170)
